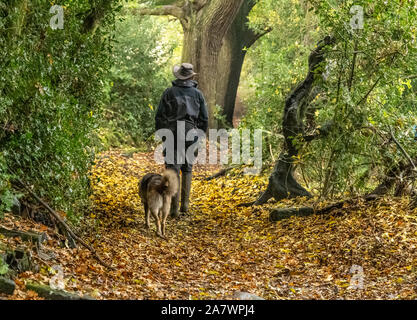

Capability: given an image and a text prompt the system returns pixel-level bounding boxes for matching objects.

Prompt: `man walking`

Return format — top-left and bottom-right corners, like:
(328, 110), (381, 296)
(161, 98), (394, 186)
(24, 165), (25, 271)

(155, 63), (209, 218)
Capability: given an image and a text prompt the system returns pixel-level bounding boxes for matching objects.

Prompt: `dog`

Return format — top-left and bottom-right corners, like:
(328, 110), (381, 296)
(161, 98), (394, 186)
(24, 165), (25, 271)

(139, 169), (178, 239)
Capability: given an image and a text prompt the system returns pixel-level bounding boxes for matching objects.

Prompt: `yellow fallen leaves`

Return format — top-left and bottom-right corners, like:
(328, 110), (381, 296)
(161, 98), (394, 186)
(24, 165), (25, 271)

(5, 149), (417, 300)
(89, 151), (160, 223)
(87, 151), (417, 299)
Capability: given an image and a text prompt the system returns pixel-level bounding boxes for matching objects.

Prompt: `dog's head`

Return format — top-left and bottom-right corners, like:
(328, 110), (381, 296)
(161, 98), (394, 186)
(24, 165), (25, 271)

(162, 179), (169, 190)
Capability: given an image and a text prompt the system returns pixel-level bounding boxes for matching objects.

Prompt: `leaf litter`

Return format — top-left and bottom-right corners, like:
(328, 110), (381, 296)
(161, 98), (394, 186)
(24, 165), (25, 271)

(1, 150), (417, 300)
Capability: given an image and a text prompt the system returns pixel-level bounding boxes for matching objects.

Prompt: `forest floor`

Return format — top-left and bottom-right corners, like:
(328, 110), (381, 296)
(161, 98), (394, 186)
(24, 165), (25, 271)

(2, 149), (417, 300)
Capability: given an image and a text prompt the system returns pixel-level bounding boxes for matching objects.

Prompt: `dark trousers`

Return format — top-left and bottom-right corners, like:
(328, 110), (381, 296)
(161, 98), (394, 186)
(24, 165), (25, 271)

(163, 123), (199, 174)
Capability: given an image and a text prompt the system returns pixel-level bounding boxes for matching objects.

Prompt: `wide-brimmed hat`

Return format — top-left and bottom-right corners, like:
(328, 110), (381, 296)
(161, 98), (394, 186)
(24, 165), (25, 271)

(173, 63), (197, 80)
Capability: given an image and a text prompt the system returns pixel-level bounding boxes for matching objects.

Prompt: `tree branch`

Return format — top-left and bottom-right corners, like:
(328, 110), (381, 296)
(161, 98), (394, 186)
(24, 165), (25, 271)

(132, 5), (184, 19)
(82, 0), (113, 34)
(245, 27), (273, 48)
(10, 169), (115, 270)
(192, 0), (209, 11)
(389, 125), (417, 171)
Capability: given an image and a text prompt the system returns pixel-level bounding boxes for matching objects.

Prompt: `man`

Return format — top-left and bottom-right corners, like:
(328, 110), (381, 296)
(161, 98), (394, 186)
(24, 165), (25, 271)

(155, 63), (209, 218)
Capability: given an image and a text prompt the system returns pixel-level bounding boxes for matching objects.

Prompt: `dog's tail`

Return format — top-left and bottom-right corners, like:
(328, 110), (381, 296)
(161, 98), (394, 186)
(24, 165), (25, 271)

(162, 169), (179, 196)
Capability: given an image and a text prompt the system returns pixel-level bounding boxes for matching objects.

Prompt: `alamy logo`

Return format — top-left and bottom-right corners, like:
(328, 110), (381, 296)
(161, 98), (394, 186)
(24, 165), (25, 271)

(154, 121), (263, 175)
(348, 265), (364, 290)
(50, 5), (64, 30)
(49, 264), (65, 290)
(350, 5), (364, 30)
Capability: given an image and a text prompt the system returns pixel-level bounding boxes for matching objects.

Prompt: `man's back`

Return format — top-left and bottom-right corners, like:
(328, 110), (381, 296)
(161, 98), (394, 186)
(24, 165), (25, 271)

(155, 79), (208, 133)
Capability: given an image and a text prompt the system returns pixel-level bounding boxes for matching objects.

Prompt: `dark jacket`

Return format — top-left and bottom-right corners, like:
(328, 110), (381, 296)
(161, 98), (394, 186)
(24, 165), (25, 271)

(155, 79), (209, 133)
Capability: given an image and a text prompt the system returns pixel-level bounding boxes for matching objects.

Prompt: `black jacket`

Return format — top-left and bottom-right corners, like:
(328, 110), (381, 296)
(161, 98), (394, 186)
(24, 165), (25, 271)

(155, 79), (209, 133)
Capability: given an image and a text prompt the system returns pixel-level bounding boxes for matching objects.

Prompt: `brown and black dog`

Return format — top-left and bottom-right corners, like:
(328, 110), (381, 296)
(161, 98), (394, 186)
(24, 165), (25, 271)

(139, 170), (178, 239)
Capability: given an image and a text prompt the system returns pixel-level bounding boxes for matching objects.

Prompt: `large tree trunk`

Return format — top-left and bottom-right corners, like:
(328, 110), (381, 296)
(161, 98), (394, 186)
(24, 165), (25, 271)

(215, 0), (260, 127)
(253, 36), (335, 205)
(180, 0), (244, 128)
(138, 0), (270, 129)
(184, 0), (269, 128)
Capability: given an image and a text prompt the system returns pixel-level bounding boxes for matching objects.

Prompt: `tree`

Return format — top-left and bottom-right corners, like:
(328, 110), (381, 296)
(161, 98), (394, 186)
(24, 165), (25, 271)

(136, 0), (269, 128)
(244, 0), (417, 210)
(216, 0), (271, 126)
(0, 0), (120, 220)
(82, 0), (114, 34)
(251, 36), (334, 205)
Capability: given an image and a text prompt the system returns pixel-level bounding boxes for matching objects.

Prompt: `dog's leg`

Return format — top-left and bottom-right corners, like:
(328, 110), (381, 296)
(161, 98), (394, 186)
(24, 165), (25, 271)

(161, 210), (167, 237)
(144, 203), (150, 229)
(152, 209), (164, 239)
(161, 196), (171, 237)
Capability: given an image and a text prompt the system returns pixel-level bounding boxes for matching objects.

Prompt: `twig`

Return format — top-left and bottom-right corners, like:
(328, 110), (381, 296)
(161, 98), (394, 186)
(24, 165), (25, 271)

(389, 125), (416, 171)
(269, 143), (276, 162)
(348, 40), (358, 92)
(10, 170), (115, 270)
(236, 201), (256, 208)
(355, 76), (381, 107)
(204, 166), (239, 181)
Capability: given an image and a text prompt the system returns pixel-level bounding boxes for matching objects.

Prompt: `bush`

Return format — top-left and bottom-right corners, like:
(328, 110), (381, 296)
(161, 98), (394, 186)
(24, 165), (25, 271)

(0, 0), (118, 221)
(243, 0), (417, 197)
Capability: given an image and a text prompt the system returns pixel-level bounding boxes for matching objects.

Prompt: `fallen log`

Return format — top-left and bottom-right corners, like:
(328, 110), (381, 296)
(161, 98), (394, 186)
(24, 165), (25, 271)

(0, 277), (15, 295)
(270, 207), (315, 221)
(204, 166), (238, 181)
(25, 281), (94, 300)
(0, 227), (46, 245)
(269, 195), (379, 222)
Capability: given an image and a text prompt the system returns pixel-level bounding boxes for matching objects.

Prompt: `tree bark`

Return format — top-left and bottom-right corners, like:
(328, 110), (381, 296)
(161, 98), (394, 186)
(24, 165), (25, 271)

(254, 36), (335, 205)
(137, 0), (270, 128)
(187, 0), (244, 128)
(215, 0), (270, 127)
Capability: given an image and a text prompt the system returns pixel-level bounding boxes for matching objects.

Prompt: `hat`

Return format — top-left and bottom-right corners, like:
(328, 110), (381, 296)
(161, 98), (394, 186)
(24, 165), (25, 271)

(173, 63), (197, 80)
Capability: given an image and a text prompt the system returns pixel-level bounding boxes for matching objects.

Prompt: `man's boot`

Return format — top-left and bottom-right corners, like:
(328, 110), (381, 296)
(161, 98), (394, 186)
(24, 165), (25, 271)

(170, 192), (180, 218)
(180, 172), (192, 214)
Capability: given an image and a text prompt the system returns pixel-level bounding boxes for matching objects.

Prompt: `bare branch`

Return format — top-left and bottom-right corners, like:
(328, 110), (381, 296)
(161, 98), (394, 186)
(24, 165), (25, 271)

(10, 169), (115, 270)
(245, 27), (273, 48)
(389, 125), (417, 171)
(132, 5), (184, 19)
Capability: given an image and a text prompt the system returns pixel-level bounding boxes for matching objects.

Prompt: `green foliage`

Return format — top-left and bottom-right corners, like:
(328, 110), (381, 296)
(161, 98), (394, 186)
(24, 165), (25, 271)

(244, 0), (417, 197)
(0, 0), (119, 221)
(0, 154), (15, 218)
(99, 13), (180, 148)
(303, 0), (417, 196)
(0, 256), (8, 275)
(242, 0), (320, 163)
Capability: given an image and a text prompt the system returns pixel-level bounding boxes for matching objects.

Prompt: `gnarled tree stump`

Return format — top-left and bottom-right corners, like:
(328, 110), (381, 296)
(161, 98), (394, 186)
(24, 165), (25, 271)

(254, 36), (335, 205)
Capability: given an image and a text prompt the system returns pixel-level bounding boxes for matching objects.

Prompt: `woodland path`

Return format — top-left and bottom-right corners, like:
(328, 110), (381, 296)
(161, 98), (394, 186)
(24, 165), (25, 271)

(2, 150), (417, 300)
